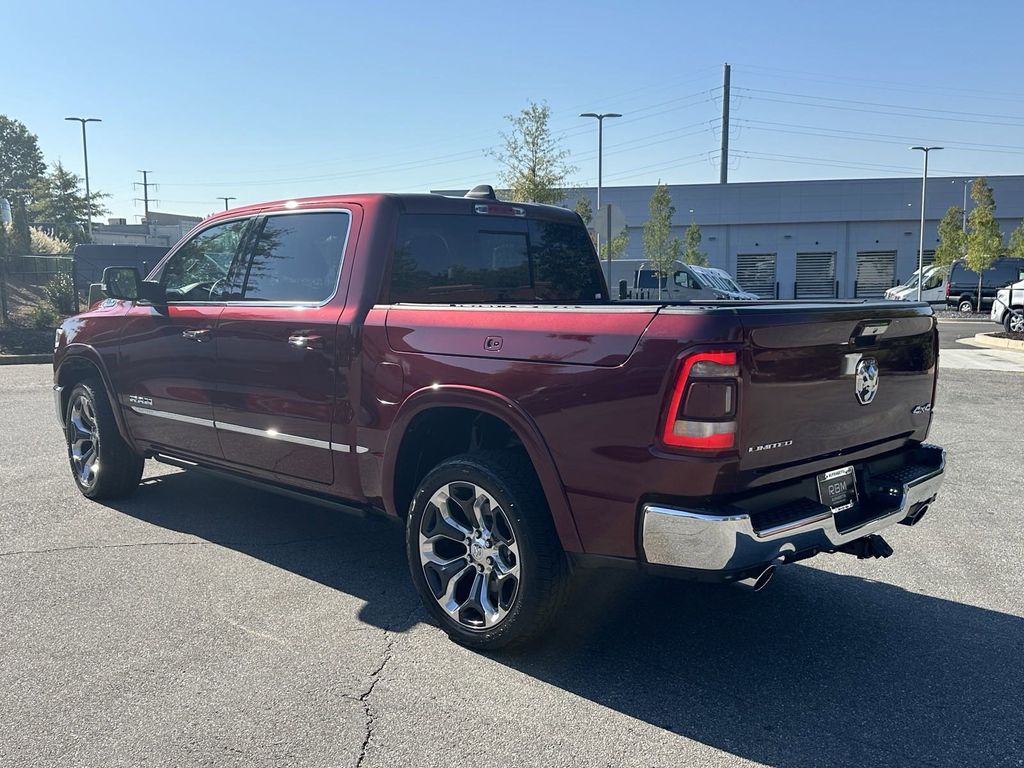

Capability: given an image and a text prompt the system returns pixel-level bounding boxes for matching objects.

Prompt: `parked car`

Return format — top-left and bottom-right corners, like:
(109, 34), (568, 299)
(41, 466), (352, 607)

(991, 279), (1024, 333)
(886, 266), (946, 305)
(945, 257), (1024, 313)
(52, 186), (946, 650)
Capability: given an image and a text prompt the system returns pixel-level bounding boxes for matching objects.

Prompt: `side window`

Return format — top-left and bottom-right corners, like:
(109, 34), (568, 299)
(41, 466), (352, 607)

(160, 219), (248, 302)
(389, 215), (531, 303)
(242, 212), (349, 303)
(674, 270), (699, 289)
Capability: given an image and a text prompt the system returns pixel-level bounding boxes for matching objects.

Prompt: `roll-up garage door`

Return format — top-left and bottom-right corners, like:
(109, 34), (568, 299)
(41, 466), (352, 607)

(855, 251), (896, 297)
(795, 252), (836, 298)
(735, 253), (777, 298)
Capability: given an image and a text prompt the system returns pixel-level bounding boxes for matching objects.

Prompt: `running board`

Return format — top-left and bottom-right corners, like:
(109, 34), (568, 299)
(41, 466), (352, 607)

(152, 453), (373, 519)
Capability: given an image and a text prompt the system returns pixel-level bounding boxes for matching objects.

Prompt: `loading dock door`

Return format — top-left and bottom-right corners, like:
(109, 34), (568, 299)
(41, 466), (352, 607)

(795, 252), (837, 298)
(855, 251), (896, 297)
(736, 253), (777, 298)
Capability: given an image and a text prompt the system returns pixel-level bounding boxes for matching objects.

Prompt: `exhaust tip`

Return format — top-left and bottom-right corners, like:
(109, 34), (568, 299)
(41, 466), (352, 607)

(736, 563), (776, 592)
(900, 503), (929, 527)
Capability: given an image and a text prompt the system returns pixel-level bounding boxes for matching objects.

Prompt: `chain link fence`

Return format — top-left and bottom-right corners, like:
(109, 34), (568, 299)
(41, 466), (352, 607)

(0, 253), (78, 327)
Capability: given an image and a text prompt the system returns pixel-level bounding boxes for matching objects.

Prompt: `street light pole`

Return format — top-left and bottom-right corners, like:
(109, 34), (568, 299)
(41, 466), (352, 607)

(217, 196), (236, 211)
(961, 179), (969, 231)
(65, 117), (102, 238)
(910, 146), (943, 301)
(580, 112), (621, 286)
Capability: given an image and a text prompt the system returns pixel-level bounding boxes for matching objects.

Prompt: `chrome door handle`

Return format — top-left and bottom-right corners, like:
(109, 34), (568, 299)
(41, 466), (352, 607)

(181, 329), (211, 342)
(288, 333), (323, 350)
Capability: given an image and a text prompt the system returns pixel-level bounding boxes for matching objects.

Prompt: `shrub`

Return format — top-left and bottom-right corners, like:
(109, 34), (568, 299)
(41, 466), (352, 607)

(44, 269), (77, 314)
(28, 303), (59, 328)
(29, 227), (72, 255)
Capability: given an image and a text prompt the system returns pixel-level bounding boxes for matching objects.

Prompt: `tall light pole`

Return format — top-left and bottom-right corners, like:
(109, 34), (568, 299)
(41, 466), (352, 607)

(65, 117), (101, 238)
(580, 112), (621, 285)
(911, 146), (943, 301)
(958, 178), (970, 231)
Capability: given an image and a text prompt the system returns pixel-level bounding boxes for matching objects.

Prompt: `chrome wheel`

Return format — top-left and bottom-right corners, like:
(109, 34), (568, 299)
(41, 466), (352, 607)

(1008, 312), (1024, 334)
(418, 481), (521, 630)
(958, 299), (974, 314)
(68, 393), (100, 489)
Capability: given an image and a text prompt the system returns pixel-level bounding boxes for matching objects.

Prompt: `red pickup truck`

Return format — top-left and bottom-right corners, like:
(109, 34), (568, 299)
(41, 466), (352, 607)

(53, 186), (945, 649)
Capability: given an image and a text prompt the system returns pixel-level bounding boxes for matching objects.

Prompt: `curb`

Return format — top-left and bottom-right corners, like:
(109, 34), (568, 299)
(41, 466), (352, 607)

(0, 354), (53, 365)
(962, 333), (1024, 352)
(936, 318), (991, 324)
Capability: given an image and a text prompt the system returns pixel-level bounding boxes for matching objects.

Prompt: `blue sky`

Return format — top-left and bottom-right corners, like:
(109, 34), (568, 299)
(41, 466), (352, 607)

(5, 0), (1024, 220)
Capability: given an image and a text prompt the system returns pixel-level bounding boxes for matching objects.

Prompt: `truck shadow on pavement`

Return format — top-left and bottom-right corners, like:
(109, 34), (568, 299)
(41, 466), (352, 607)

(110, 468), (1022, 768)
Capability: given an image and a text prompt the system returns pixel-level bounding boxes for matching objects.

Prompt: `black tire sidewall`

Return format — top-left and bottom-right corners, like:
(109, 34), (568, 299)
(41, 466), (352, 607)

(65, 380), (141, 499)
(66, 382), (103, 497)
(405, 452), (560, 650)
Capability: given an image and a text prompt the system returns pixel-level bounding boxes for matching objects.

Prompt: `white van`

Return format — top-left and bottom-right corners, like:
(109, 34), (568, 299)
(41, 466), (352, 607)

(886, 266), (946, 305)
(608, 259), (754, 301)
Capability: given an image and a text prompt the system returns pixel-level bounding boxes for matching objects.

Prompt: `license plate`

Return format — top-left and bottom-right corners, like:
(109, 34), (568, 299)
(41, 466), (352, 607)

(817, 466), (857, 512)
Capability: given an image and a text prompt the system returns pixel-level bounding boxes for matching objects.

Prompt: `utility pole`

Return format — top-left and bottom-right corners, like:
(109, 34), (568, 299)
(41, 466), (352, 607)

(133, 170), (157, 226)
(65, 117), (101, 238)
(719, 63), (731, 184)
(217, 196), (236, 211)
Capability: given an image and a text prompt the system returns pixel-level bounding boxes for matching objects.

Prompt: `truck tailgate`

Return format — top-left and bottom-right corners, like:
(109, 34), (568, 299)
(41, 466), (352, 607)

(734, 303), (937, 471)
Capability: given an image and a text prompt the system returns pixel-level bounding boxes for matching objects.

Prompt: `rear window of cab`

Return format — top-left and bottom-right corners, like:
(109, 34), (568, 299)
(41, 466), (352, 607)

(387, 214), (606, 304)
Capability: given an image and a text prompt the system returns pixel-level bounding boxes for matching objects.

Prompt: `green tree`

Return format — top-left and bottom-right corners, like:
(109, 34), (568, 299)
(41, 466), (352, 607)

(1007, 219), (1024, 257)
(965, 177), (1003, 312)
(10, 196), (31, 254)
(0, 115), (46, 201)
(642, 182), (682, 298)
(29, 162), (108, 244)
(683, 221), (708, 266)
(934, 206), (966, 268)
(574, 196), (593, 227)
(491, 101), (575, 204)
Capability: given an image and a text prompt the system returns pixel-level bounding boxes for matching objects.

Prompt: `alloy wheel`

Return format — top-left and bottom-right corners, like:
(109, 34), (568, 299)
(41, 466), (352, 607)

(1009, 312), (1024, 334)
(68, 394), (100, 489)
(418, 481), (521, 630)
(958, 300), (974, 314)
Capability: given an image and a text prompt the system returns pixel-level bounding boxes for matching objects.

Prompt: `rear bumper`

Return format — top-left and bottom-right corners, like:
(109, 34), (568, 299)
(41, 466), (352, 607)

(641, 444), (945, 576)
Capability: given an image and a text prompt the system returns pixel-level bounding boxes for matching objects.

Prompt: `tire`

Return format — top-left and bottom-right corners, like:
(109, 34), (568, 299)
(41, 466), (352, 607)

(1006, 310), (1024, 334)
(958, 297), (975, 314)
(65, 379), (144, 499)
(406, 450), (569, 651)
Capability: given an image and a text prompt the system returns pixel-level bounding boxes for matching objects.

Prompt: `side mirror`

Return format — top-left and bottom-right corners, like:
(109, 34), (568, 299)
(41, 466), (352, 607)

(101, 266), (141, 300)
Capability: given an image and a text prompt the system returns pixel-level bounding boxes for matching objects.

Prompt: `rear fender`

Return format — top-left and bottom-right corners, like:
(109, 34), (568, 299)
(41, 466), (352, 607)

(383, 385), (584, 553)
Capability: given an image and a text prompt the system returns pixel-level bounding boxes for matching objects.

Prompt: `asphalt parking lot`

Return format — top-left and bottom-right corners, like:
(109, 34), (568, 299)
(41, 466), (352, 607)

(2, 331), (1022, 767)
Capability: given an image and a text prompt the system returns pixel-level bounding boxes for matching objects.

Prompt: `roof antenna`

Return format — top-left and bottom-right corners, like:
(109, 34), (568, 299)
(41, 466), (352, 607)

(465, 185), (498, 201)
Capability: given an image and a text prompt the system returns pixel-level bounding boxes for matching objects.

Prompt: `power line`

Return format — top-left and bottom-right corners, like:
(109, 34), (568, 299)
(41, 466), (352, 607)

(155, 92), (720, 189)
(734, 87), (1024, 127)
(733, 62), (1024, 105)
(733, 119), (1024, 157)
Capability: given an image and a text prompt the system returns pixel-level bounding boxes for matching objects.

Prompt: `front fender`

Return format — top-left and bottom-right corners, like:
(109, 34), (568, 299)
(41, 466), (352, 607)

(54, 343), (132, 443)
(383, 385), (584, 553)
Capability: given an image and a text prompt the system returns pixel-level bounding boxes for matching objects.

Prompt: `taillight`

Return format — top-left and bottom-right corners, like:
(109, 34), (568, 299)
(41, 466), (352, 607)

(661, 351), (739, 450)
(945, 281), (951, 297)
